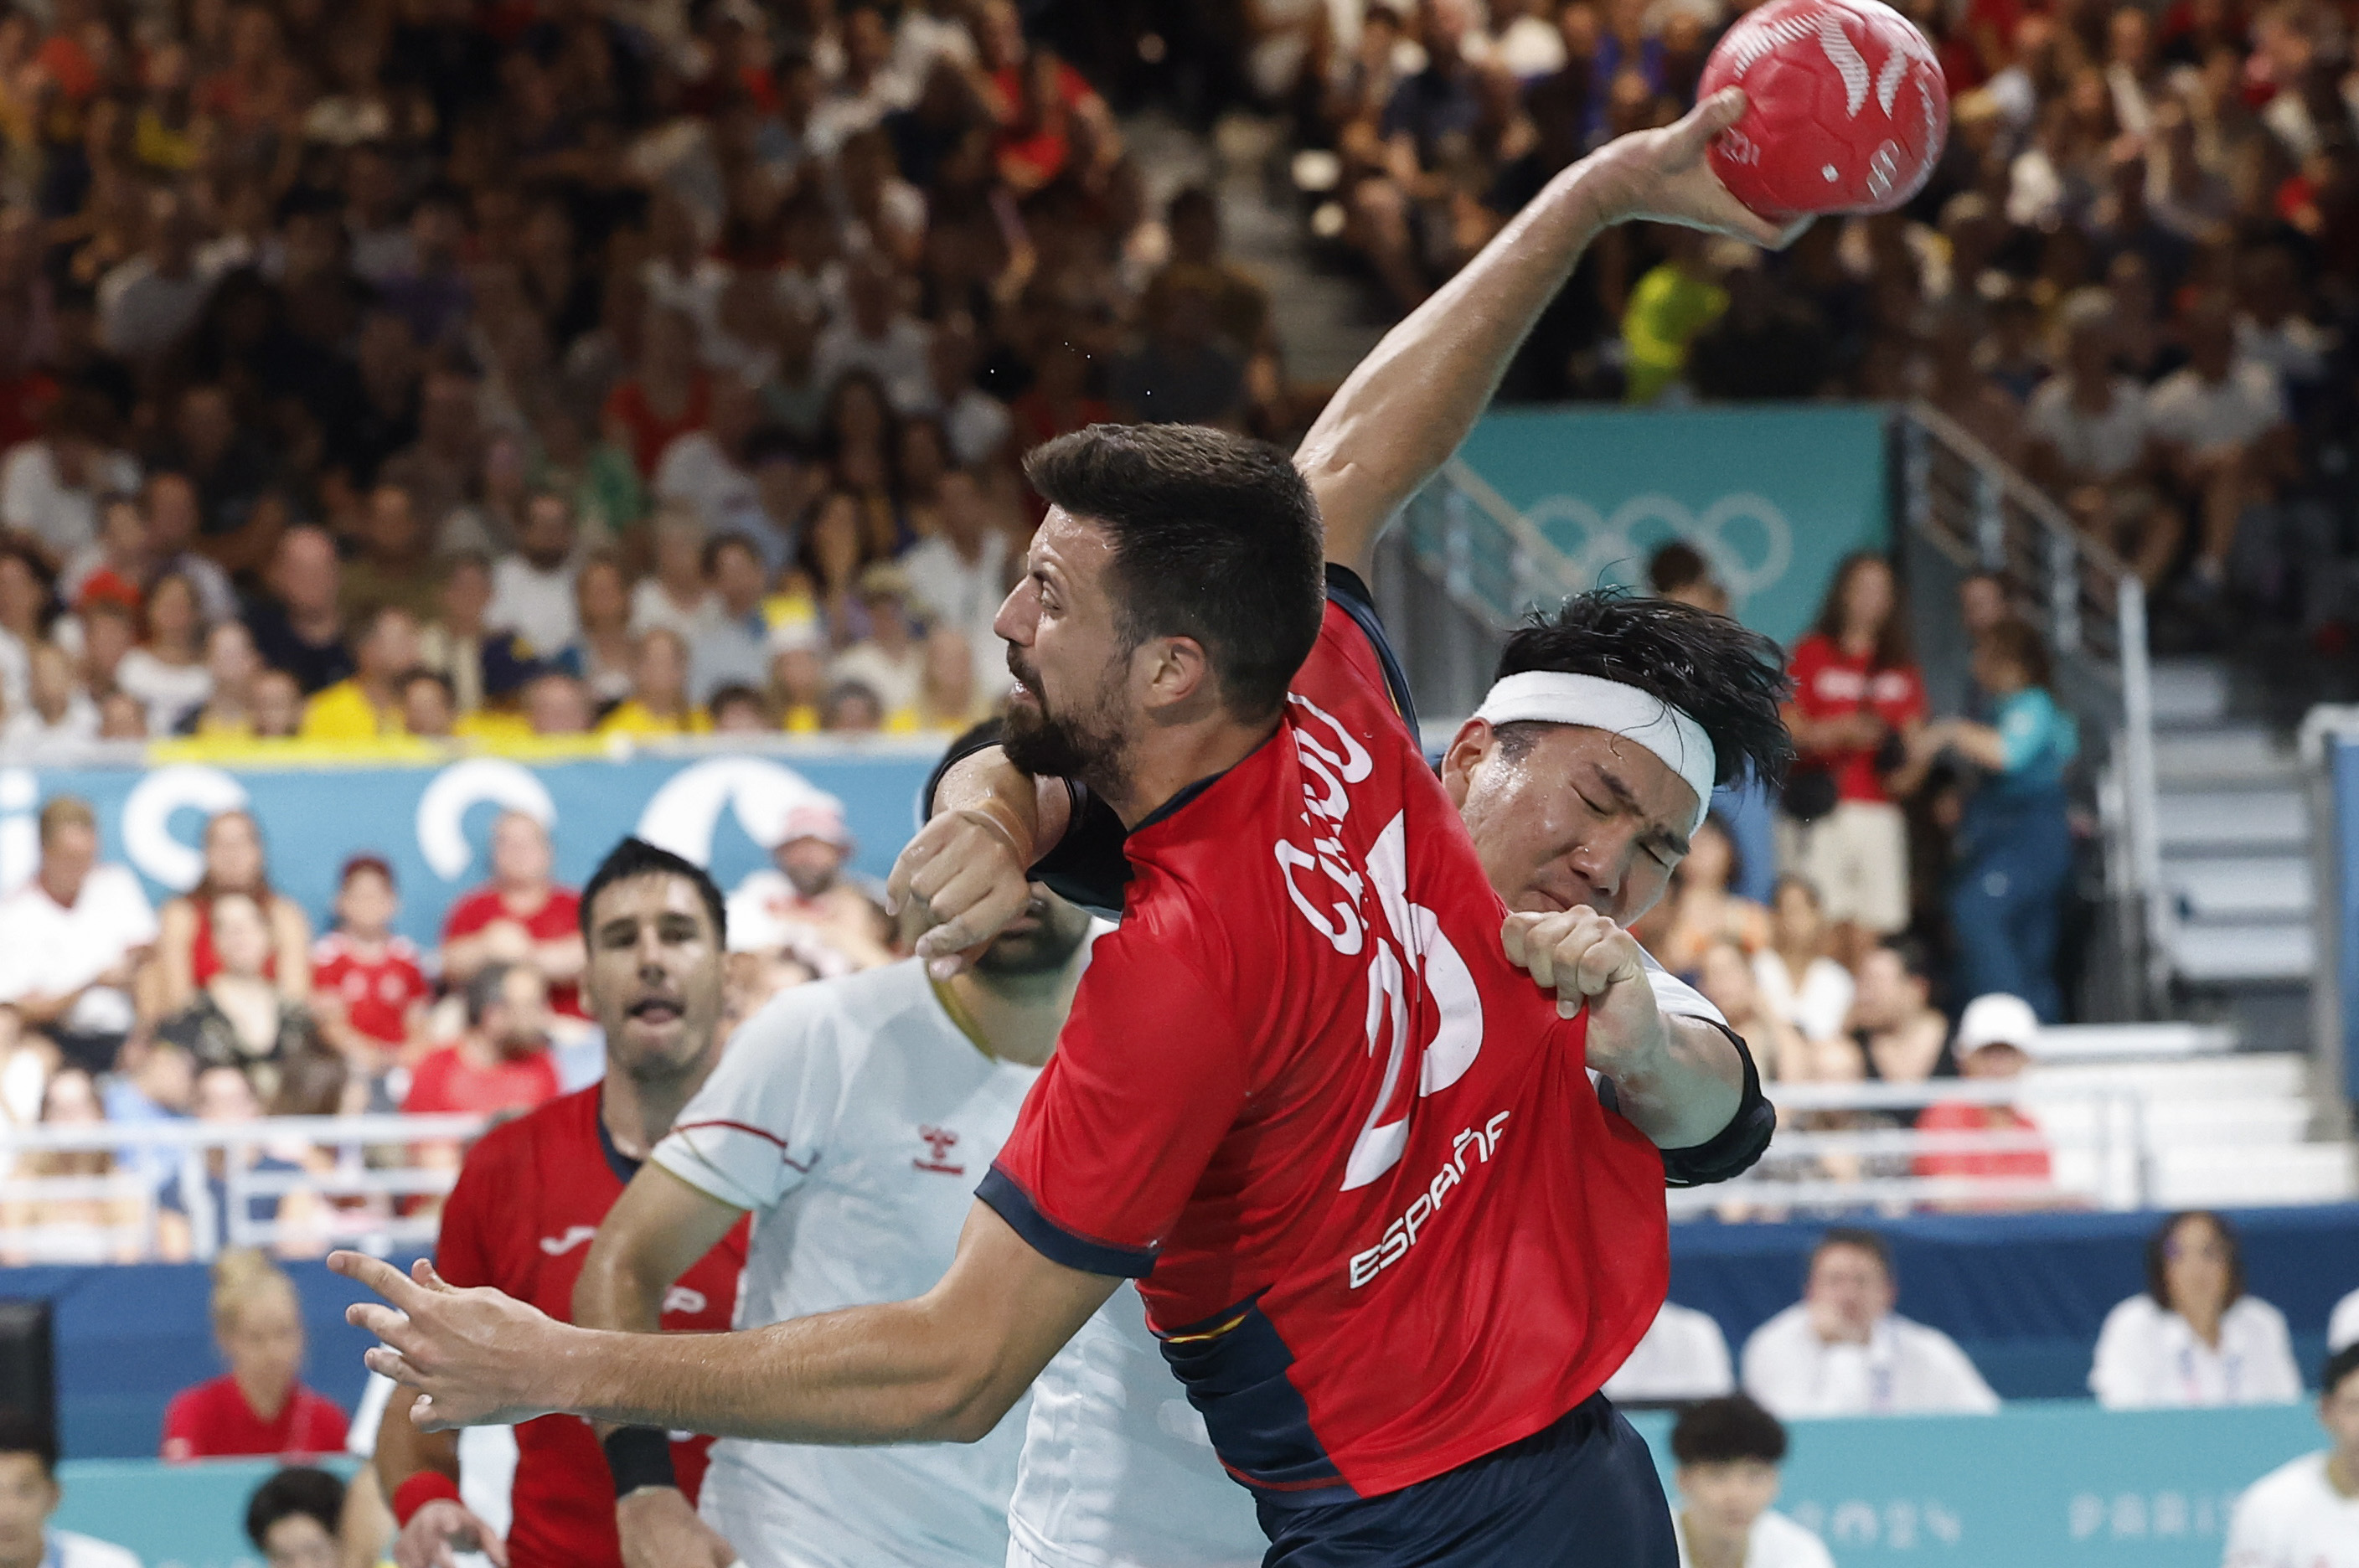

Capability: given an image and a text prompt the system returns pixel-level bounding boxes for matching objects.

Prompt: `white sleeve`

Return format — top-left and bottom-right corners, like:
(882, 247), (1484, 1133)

(2089, 1297), (2152, 1409)
(2243, 1300), (2305, 1404)
(650, 988), (849, 1213)
(1693, 1310), (1736, 1395)
(1639, 943), (1726, 1027)
(1924, 1329), (2001, 1413)
(1738, 1312), (1802, 1416)
(348, 1371), (393, 1457)
(2329, 1287), (2359, 1352)
(2223, 1475), (2285, 1568)
(103, 866), (159, 950)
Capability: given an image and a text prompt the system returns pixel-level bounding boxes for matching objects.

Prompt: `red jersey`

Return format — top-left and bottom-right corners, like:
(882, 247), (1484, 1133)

(1785, 633), (1927, 805)
(1912, 1100), (2053, 1184)
(161, 1374), (349, 1462)
(403, 1043), (561, 1117)
(441, 884), (586, 1017)
(982, 575), (1668, 1507)
(435, 1086), (748, 1568)
(312, 931), (430, 1048)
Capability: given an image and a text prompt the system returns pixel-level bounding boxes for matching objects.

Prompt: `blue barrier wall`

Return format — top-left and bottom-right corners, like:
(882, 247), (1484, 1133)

(18, 1204), (2354, 1462)
(1452, 405), (1891, 646)
(3, 749), (943, 946)
(39, 1404), (2327, 1568)
(2334, 735), (2359, 1106)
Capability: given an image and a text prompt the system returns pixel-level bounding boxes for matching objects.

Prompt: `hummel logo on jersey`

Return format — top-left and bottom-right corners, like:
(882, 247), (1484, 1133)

(913, 1125), (965, 1175)
(663, 1286), (708, 1316)
(539, 1225), (598, 1256)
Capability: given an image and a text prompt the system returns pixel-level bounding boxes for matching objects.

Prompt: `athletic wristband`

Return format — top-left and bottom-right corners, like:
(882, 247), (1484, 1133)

(390, 1472), (462, 1526)
(601, 1426), (678, 1498)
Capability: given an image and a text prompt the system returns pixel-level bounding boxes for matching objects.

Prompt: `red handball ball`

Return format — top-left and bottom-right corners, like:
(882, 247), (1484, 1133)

(1698, 0), (1949, 222)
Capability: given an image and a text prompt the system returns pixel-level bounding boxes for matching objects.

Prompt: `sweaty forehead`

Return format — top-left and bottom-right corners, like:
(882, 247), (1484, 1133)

(1525, 723), (1701, 828)
(592, 872), (712, 929)
(1030, 506), (1117, 580)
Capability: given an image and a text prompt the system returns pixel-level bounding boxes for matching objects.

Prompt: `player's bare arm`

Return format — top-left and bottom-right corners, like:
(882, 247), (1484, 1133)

(336, 1199), (1119, 1439)
(1501, 910), (1742, 1149)
(570, 1163), (750, 1568)
(1297, 88), (1802, 577)
(374, 1388), (508, 1568)
(889, 746), (1073, 972)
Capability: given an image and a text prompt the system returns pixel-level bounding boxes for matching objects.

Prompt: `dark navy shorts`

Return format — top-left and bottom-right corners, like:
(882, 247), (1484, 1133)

(1254, 1395), (1676, 1567)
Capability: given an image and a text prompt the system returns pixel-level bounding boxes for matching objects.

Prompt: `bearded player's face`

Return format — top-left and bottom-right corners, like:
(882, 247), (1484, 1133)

(995, 507), (1134, 789)
(585, 873), (726, 1082)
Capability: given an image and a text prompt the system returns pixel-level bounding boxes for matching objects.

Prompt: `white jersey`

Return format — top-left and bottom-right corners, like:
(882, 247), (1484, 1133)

(2226, 1452), (2359, 1568)
(1604, 1301), (1737, 1404)
(2087, 1294), (2304, 1410)
(51, 1530), (142, 1568)
(1006, 955), (1731, 1568)
(1741, 1306), (2000, 1418)
(653, 957), (1073, 1568)
(1674, 1509), (1835, 1568)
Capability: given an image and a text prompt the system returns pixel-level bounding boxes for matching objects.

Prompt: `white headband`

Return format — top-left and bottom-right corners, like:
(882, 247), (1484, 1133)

(1473, 671), (1718, 835)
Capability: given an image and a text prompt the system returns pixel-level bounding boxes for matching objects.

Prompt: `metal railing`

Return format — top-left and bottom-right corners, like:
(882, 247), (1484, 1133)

(1669, 1076), (2154, 1218)
(1893, 404), (2162, 1017)
(0, 1115), (489, 1261)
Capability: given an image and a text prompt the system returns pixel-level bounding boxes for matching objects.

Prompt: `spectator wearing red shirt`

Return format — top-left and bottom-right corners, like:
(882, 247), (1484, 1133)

(1778, 554), (1926, 963)
(1913, 993), (2056, 1206)
(403, 962), (561, 1118)
(162, 1250), (349, 1462)
(312, 856), (430, 1081)
(601, 307), (711, 477)
(440, 811), (586, 1018)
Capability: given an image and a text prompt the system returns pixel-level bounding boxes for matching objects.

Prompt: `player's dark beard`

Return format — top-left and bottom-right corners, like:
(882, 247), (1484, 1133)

(1002, 644), (1132, 804)
(972, 893), (1092, 978)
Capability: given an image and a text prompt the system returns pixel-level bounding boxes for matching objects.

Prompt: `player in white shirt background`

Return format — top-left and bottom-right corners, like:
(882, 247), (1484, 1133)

(1606, 1302), (1738, 1406)
(570, 885), (1103, 1568)
(2089, 1210), (2303, 1410)
(1741, 1229), (2000, 1419)
(1666, 1396), (1833, 1568)
(2226, 1343), (2359, 1568)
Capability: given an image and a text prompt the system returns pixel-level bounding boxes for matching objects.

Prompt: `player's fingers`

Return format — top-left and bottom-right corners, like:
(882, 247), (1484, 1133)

(1688, 86), (1747, 139)
(331, 1248), (426, 1310)
(1499, 913), (1531, 968)
(411, 1259), (459, 1294)
(884, 821), (952, 916)
(915, 878), (1028, 962)
(474, 1521), (511, 1568)
(348, 1302), (421, 1352)
(363, 1343), (420, 1382)
(412, 1392), (459, 1433)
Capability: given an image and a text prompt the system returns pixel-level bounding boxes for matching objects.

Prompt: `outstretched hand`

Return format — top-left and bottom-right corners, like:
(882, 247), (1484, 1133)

(333, 1251), (574, 1431)
(1582, 89), (1812, 249)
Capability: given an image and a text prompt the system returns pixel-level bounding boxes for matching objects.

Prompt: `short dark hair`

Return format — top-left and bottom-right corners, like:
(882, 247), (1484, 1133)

(2324, 1343), (2359, 1400)
(466, 961), (520, 1026)
(1494, 591), (1793, 792)
(1024, 425), (1324, 723)
(1979, 616), (2055, 692)
(1670, 1395), (1788, 1466)
(701, 531), (762, 576)
(580, 836), (726, 949)
(0, 1410), (57, 1478)
(2145, 1210), (2244, 1313)
(707, 682), (767, 718)
(1813, 1226), (1893, 1282)
(1879, 933), (1933, 984)
(1647, 541), (1711, 596)
(245, 1466), (344, 1549)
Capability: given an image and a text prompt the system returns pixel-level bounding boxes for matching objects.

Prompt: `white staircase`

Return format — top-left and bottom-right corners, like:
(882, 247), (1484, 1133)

(2023, 1032), (2355, 1208)
(2149, 661), (2316, 992)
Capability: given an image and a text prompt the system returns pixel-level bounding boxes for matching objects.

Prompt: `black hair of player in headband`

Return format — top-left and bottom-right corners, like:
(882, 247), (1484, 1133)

(1493, 590), (1795, 792)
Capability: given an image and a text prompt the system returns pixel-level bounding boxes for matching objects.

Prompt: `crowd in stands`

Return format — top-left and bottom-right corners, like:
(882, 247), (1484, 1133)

(0, 787), (884, 1262)
(1303, 0), (2358, 639)
(0, 0), (1313, 759)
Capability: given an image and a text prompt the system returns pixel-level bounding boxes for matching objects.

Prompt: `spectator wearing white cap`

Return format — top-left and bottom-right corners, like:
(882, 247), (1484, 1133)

(2089, 1210), (2303, 1410)
(723, 801), (895, 974)
(1911, 993), (2057, 1209)
(1741, 1229), (2000, 1418)
(2225, 1344), (2359, 1568)
(1603, 1301), (1737, 1406)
